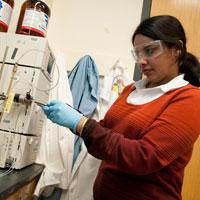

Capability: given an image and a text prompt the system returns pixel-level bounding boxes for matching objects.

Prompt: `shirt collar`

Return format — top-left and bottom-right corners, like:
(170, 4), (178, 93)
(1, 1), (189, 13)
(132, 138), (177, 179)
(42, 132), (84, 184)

(135, 74), (189, 92)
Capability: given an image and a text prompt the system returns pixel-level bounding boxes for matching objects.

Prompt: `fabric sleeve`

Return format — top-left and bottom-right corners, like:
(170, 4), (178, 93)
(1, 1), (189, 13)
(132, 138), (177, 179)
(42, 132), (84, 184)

(81, 91), (200, 175)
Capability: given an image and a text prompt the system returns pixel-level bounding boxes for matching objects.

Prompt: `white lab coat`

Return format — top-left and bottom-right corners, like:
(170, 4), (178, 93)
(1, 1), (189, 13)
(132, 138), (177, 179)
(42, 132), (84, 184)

(60, 142), (100, 200)
(34, 52), (100, 200)
(34, 52), (74, 196)
(94, 59), (133, 120)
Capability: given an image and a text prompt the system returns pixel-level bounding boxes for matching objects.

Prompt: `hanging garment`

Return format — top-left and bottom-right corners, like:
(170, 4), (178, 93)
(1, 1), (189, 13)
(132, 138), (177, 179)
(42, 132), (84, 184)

(68, 55), (100, 168)
(34, 52), (75, 197)
(94, 59), (133, 120)
(59, 55), (101, 200)
(68, 55), (100, 116)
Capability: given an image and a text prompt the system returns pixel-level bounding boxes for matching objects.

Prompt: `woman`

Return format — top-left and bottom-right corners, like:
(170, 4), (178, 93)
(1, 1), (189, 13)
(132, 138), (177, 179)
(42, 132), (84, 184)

(43, 15), (200, 200)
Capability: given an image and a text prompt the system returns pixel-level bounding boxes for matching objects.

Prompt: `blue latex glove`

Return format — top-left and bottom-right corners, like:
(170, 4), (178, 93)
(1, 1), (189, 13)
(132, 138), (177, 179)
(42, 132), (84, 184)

(42, 100), (83, 133)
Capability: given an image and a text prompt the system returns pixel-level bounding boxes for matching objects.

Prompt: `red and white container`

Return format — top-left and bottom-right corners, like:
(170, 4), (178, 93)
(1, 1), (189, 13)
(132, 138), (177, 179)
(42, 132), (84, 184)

(0, 0), (14, 32)
(16, 0), (50, 37)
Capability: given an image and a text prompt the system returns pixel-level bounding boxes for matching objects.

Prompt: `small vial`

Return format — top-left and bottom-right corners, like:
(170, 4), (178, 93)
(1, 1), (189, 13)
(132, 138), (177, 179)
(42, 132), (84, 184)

(0, 0), (14, 32)
(16, 0), (50, 37)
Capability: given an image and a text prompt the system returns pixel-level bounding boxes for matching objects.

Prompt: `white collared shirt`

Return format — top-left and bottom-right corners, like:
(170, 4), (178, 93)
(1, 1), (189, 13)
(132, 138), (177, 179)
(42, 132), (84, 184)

(127, 74), (189, 105)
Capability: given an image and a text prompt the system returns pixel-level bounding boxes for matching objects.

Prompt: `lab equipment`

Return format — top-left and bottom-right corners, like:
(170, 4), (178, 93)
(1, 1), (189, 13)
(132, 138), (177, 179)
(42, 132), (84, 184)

(0, 32), (55, 169)
(16, 0), (51, 37)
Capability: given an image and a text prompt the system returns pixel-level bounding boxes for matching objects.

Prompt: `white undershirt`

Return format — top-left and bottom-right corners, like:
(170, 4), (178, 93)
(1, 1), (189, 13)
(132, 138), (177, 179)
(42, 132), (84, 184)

(127, 74), (189, 105)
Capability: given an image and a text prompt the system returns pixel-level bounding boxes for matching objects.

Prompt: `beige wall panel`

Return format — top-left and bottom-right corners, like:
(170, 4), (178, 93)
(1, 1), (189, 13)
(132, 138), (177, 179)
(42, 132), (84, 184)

(151, 0), (200, 58)
(47, 0), (143, 75)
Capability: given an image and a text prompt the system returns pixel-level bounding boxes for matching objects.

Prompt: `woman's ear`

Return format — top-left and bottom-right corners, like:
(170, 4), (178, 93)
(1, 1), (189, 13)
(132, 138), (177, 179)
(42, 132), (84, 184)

(176, 40), (183, 55)
(177, 49), (181, 56)
(178, 40), (183, 48)
(173, 40), (183, 57)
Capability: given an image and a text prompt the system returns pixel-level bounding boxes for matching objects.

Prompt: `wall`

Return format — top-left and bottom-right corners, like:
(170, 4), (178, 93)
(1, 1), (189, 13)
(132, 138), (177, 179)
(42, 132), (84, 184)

(150, 0), (200, 59)
(7, 0), (143, 76)
(47, 0), (143, 76)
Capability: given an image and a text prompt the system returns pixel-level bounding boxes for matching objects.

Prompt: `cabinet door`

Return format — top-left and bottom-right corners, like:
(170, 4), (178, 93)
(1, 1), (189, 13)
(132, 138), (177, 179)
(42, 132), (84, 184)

(5, 178), (38, 200)
(150, 0), (200, 58)
(182, 138), (200, 200)
(150, 1), (200, 200)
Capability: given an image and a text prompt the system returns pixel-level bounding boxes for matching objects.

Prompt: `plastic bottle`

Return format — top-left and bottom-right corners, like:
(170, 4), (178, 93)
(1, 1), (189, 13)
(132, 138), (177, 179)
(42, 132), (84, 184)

(16, 0), (50, 37)
(0, 0), (14, 32)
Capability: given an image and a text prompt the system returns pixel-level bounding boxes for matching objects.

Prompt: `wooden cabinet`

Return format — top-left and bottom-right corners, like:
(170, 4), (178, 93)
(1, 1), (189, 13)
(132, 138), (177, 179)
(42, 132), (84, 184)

(150, 0), (200, 58)
(181, 138), (200, 200)
(0, 164), (43, 200)
(4, 177), (38, 200)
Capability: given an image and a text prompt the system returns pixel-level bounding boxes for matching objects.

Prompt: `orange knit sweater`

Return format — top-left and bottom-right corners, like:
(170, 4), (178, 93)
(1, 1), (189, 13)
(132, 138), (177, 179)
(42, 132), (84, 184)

(82, 83), (200, 200)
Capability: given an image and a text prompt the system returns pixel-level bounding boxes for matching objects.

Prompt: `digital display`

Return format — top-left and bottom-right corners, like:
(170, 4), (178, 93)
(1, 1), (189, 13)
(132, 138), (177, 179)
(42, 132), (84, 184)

(47, 53), (55, 74)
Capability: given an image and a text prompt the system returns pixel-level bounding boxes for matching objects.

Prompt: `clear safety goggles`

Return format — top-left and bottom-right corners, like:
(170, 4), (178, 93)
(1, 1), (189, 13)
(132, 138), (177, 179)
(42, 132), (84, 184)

(131, 40), (164, 62)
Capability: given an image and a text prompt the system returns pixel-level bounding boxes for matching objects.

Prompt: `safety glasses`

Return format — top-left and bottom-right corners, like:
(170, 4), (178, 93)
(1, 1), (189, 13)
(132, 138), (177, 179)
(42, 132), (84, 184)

(131, 40), (164, 63)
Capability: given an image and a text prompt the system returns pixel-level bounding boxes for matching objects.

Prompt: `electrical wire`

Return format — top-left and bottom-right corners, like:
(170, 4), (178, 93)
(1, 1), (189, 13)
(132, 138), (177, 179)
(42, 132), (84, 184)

(0, 47), (60, 176)
(0, 48), (60, 110)
(0, 107), (24, 177)
(0, 131), (16, 177)
(15, 48), (60, 92)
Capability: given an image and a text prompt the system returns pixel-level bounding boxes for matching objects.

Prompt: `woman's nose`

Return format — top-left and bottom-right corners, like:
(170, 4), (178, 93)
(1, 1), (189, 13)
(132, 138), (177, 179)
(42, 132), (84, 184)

(137, 57), (148, 65)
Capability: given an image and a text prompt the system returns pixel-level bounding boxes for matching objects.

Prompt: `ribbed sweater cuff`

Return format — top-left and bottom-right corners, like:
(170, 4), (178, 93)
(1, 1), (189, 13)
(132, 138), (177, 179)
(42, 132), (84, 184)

(79, 119), (97, 138)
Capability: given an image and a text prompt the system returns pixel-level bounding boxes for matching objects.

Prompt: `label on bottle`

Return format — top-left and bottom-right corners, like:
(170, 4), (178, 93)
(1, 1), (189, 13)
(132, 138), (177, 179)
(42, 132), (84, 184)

(0, 0), (13, 29)
(21, 9), (49, 37)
